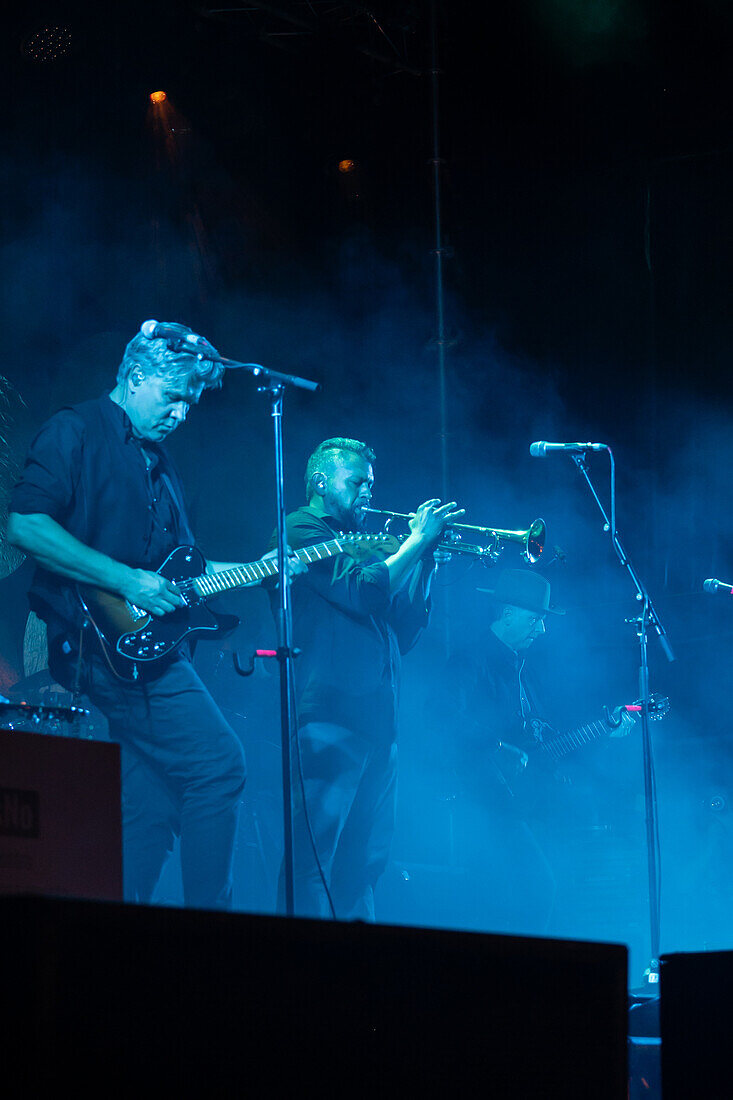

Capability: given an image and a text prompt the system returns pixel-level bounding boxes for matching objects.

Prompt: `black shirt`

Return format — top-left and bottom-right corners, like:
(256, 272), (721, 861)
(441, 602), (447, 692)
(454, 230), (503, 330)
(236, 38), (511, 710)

(454, 628), (545, 750)
(269, 506), (432, 742)
(482, 631), (536, 736)
(444, 629), (539, 796)
(9, 394), (194, 643)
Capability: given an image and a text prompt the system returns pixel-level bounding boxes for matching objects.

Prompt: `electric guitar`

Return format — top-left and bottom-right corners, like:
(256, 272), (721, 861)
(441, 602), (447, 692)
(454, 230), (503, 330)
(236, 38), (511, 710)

(76, 534), (393, 681)
(494, 693), (670, 788)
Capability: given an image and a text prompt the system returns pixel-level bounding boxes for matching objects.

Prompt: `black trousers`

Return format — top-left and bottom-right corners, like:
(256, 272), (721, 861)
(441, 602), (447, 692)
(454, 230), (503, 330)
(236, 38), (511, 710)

(66, 650), (246, 909)
(282, 722), (398, 921)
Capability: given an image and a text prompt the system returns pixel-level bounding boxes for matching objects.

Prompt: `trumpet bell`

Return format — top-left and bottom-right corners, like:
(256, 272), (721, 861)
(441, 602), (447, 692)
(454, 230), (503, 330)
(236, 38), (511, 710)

(525, 518), (546, 565)
(484, 517), (545, 564)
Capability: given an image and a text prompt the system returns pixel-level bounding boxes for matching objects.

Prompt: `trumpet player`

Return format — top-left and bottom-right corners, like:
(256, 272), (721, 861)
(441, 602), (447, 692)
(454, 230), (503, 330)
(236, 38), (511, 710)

(265, 436), (463, 921)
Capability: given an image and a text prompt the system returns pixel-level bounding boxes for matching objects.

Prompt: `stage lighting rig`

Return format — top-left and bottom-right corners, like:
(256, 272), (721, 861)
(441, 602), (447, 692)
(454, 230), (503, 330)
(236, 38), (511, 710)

(21, 24), (73, 63)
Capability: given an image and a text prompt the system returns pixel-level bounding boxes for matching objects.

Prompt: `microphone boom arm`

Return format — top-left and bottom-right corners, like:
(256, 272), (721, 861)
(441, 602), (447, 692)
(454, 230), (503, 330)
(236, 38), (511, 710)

(217, 356), (320, 393)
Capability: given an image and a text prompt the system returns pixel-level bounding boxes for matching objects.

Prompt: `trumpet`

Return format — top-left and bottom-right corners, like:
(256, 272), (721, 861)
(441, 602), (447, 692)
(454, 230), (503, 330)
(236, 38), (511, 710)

(364, 509), (546, 565)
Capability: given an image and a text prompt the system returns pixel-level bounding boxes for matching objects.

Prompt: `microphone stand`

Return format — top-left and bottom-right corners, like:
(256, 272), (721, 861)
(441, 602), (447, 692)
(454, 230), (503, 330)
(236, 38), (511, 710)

(216, 351), (320, 917)
(569, 448), (674, 988)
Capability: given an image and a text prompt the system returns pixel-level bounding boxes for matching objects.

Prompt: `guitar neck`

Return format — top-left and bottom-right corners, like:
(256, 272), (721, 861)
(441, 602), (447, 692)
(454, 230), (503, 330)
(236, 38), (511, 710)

(187, 538), (347, 599)
(541, 716), (612, 762)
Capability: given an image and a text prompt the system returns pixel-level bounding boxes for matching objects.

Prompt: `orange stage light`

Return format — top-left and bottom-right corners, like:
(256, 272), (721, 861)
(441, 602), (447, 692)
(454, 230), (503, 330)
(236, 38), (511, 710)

(338, 159), (356, 174)
(150, 90), (167, 105)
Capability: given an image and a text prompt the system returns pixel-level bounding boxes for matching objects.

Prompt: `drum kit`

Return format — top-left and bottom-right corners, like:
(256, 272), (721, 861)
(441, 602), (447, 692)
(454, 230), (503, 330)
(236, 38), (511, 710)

(0, 674), (97, 739)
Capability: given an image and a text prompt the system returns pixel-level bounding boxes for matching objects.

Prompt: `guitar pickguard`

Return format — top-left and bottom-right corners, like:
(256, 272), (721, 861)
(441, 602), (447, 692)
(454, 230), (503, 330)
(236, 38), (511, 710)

(116, 546), (218, 663)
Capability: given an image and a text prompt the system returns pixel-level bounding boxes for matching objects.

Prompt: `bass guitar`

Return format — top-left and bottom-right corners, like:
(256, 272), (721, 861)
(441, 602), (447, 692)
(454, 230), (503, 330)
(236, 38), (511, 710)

(77, 534), (393, 681)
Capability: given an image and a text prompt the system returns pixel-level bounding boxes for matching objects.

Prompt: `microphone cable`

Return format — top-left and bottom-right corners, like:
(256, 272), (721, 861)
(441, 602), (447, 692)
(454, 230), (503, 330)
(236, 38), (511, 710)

(287, 673), (337, 920)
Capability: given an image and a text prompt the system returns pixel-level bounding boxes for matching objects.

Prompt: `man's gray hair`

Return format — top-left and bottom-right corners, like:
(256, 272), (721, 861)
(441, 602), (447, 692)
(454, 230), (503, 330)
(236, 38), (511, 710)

(116, 323), (224, 390)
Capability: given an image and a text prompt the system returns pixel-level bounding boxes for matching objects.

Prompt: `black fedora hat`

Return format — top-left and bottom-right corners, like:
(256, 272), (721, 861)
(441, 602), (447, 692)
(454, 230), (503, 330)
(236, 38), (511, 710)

(477, 568), (564, 615)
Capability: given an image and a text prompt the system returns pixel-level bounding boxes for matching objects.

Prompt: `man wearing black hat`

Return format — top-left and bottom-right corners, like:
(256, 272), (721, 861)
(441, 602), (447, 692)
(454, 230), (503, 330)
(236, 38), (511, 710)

(474, 569), (563, 767)
(447, 568), (629, 936)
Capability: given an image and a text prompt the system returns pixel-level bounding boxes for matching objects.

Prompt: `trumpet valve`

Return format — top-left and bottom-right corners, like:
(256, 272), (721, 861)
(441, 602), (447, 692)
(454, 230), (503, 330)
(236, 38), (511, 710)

(441, 529), (462, 545)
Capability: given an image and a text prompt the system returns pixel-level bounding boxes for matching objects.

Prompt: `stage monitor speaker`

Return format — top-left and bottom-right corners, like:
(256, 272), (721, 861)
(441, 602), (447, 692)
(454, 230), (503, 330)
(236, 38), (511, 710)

(0, 730), (121, 900)
(2, 895), (628, 1097)
(661, 948), (733, 1098)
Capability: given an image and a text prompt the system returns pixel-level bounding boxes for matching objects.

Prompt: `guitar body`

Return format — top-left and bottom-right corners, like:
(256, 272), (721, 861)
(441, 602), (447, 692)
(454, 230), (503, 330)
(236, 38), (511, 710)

(492, 724), (563, 811)
(78, 546), (221, 681)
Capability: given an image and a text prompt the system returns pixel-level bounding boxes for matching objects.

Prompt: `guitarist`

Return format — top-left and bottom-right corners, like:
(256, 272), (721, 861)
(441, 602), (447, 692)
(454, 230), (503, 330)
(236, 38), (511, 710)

(6, 321), (300, 910)
(266, 436), (463, 921)
(447, 568), (630, 936)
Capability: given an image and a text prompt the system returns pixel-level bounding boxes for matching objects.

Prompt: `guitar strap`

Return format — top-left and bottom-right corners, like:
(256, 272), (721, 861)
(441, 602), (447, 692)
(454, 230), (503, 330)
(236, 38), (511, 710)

(159, 471), (185, 525)
(140, 441), (194, 546)
(517, 658), (536, 726)
(518, 659), (549, 745)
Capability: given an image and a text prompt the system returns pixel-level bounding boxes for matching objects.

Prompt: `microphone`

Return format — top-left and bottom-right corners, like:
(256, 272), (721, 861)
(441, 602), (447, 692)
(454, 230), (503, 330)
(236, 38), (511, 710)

(139, 320), (219, 357)
(530, 441), (607, 457)
(703, 578), (733, 596)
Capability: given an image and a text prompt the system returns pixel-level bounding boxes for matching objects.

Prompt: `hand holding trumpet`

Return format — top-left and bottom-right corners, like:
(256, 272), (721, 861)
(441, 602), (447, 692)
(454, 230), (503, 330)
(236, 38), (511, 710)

(381, 498), (465, 594)
(408, 498), (466, 548)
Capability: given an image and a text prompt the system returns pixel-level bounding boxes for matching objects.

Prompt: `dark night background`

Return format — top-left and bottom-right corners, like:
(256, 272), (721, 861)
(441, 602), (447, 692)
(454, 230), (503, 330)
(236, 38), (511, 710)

(2, 1), (733, 980)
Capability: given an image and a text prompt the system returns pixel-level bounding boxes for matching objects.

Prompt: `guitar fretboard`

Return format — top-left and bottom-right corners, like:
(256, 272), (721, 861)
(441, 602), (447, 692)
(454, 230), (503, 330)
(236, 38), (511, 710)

(537, 696), (666, 762)
(180, 538), (350, 599)
(540, 719), (611, 761)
